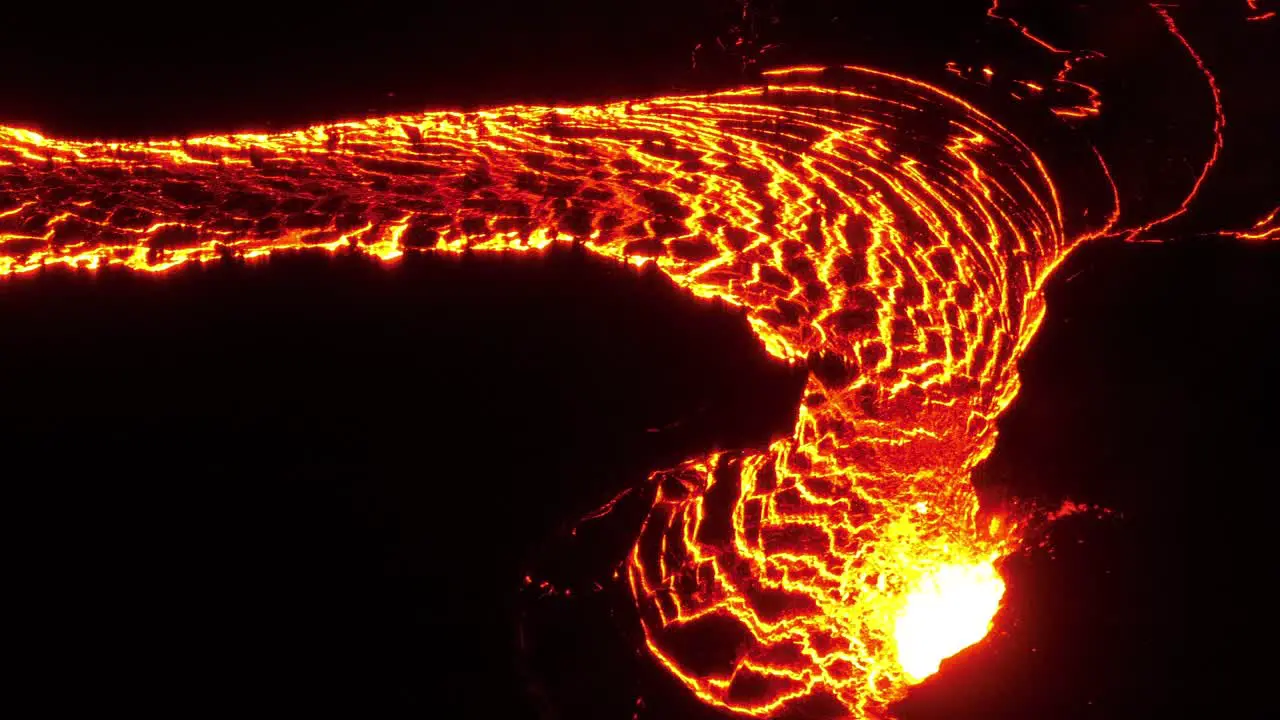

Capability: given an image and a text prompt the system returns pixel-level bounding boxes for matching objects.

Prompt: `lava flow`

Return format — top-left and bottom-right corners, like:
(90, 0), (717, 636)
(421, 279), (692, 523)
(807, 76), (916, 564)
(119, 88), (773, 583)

(0, 64), (1101, 717)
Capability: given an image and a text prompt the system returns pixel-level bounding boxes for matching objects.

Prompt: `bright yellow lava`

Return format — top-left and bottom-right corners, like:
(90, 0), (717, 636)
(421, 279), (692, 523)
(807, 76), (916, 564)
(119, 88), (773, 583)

(894, 561), (1007, 682)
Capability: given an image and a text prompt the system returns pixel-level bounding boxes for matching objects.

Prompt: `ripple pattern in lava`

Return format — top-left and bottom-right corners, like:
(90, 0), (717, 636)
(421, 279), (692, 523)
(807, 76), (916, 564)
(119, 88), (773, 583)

(2, 66), (1073, 718)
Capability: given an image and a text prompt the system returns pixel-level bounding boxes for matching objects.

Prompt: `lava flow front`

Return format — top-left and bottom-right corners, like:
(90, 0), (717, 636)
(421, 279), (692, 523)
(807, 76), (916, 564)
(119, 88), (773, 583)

(2, 65), (1081, 718)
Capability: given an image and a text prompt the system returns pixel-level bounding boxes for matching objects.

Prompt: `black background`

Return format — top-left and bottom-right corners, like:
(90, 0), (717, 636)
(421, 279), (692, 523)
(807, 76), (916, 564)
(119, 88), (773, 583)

(2, 2), (1276, 718)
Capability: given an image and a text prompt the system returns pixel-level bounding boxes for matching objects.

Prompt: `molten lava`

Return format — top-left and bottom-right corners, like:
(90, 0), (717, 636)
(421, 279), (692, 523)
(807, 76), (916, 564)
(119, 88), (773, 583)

(894, 561), (1006, 683)
(0, 51), (1236, 716)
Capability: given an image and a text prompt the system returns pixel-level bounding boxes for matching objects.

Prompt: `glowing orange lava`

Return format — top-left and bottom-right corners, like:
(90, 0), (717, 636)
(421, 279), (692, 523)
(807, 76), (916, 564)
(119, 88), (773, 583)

(0, 64), (1061, 716)
(1247, 0), (1277, 22)
(0, 48), (1245, 716)
(1225, 206), (1280, 241)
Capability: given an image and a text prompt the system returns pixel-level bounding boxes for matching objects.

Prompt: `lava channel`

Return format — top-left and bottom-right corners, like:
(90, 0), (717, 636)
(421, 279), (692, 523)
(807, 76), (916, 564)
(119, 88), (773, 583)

(2, 64), (1106, 718)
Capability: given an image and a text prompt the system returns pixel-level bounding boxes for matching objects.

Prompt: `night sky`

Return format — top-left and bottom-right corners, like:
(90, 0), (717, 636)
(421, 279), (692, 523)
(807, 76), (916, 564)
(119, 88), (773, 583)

(2, 2), (1276, 718)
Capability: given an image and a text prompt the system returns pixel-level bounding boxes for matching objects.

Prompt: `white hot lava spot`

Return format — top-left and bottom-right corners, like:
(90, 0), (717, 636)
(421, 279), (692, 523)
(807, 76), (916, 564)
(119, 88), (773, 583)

(893, 561), (1006, 682)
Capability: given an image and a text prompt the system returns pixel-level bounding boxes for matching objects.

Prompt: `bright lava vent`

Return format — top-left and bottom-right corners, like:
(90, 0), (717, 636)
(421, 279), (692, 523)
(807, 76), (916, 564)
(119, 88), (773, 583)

(894, 561), (1006, 683)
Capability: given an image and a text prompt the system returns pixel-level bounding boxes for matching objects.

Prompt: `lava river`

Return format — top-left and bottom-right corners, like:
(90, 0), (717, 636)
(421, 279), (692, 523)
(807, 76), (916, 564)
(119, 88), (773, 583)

(2, 64), (1112, 718)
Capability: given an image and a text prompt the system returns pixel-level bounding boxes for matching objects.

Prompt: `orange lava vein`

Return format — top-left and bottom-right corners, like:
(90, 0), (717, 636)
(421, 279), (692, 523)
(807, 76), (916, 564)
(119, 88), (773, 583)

(985, 3), (1246, 245)
(1224, 206), (1280, 240)
(1247, 0), (1276, 21)
(986, 0), (1105, 119)
(3, 66), (1077, 718)
(1120, 4), (1227, 242)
